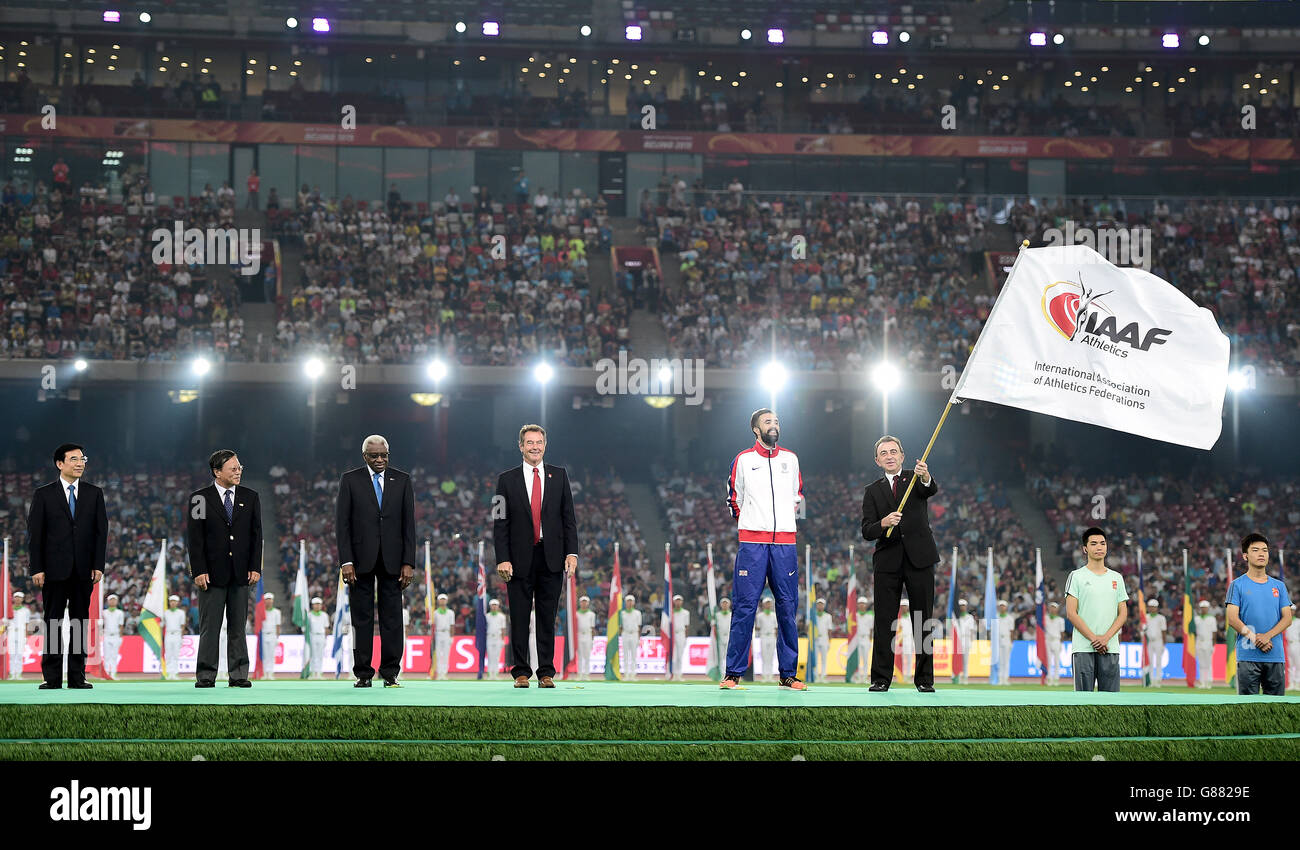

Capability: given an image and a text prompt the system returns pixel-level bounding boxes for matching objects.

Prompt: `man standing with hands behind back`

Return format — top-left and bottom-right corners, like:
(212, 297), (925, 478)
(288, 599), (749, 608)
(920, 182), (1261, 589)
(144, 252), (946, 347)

(337, 435), (416, 688)
(860, 435), (939, 692)
(493, 424), (579, 688)
(187, 449), (262, 688)
(28, 443), (107, 689)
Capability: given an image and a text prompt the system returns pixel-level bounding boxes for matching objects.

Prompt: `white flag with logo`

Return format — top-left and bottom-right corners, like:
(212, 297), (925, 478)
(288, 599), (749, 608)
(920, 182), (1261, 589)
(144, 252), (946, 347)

(952, 245), (1230, 449)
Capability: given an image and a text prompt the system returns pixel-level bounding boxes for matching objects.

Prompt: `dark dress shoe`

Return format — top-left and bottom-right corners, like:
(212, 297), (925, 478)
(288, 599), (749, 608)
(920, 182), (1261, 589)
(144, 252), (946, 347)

(538, 676), (555, 688)
(39, 682), (61, 689)
(513, 675), (530, 688)
(68, 682), (93, 689)
(383, 678), (401, 688)
(354, 679), (372, 688)
(916, 684), (936, 693)
(195, 681), (215, 688)
(868, 682), (890, 692)
(228, 679), (252, 688)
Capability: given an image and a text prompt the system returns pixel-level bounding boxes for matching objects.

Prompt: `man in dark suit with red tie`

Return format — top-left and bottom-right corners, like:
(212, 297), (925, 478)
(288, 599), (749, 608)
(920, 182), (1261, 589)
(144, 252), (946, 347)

(861, 435), (940, 692)
(336, 435), (415, 687)
(493, 424), (579, 688)
(27, 443), (107, 689)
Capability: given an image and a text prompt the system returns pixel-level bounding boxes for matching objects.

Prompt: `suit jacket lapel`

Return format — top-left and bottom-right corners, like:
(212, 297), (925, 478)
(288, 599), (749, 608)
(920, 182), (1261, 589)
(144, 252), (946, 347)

(540, 464), (552, 513)
(55, 482), (75, 522)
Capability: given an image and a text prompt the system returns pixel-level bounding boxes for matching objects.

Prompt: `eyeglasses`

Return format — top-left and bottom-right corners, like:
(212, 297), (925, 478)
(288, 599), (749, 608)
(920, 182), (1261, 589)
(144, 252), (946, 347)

(64, 456), (89, 464)
(365, 452), (389, 459)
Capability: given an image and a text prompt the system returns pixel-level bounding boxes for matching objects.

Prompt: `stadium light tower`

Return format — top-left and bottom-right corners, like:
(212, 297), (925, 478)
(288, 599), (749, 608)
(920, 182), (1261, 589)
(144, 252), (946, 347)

(303, 357), (325, 380)
(760, 360), (787, 411)
(191, 356), (211, 377)
(534, 361), (554, 421)
(426, 359), (448, 382)
(74, 358), (88, 373)
(871, 362), (901, 433)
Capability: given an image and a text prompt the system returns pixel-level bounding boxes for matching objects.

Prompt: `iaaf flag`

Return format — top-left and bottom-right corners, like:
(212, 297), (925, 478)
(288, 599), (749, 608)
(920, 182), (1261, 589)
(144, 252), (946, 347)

(952, 245), (1230, 449)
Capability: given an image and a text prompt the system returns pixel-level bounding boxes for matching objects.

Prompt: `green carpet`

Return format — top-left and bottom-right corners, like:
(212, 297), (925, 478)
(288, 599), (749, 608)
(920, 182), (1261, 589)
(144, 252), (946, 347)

(1, 679), (1292, 708)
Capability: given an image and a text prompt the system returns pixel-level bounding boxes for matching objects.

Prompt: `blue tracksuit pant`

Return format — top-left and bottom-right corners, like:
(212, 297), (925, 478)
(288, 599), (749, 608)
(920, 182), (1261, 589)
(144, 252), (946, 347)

(726, 542), (799, 678)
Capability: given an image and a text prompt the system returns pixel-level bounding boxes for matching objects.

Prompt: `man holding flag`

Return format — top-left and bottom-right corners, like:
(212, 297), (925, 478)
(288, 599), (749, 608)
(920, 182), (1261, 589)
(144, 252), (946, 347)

(187, 448), (261, 689)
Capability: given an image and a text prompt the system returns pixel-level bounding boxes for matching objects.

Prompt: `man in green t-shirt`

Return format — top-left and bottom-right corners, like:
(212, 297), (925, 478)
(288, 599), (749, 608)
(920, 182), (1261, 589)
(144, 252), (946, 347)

(1065, 527), (1129, 692)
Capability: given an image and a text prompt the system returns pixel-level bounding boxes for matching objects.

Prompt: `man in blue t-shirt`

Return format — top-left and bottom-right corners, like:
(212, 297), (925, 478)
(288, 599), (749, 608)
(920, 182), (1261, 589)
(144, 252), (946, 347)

(1226, 532), (1293, 696)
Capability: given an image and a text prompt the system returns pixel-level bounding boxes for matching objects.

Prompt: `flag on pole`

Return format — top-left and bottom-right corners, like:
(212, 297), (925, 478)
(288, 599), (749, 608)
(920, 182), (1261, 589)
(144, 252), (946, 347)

(330, 569), (350, 679)
(1182, 549), (1196, 688)
(1034, 547), (1048, 685)
(84, 560), (105, 680)
(2, 538), (12, 678)
(1225, 547), (1238, 689)
(660, 543), (673, 679)
(252, 573), (266, 679)
(293, 539), (311, 680)
(949, 244), (1231, 450)
(425, 540), (436, 679)
(1136, 548), (1151, 687)
(984, 547), (999, 684)
(475, 540), (488, 680)
(140, 540), (168, 679)
(564, 554), (578, 679)
(705, 543), (720, 680)
(843, 546), (860, 683)
(1281, 549), (1289, 691)
(946, 545), (962, 683)
(805, 544), (816, 684)
(604, 541), (623, 680)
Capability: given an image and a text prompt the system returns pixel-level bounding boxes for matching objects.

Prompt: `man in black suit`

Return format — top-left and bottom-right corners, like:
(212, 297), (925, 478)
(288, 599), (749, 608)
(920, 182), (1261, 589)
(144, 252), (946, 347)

(336, 435), (415, 687)
(860, 435), (940, 692)
(27, 443), (107, 689)
(493, 424), (579, 688)
(187, 449), (263, 688)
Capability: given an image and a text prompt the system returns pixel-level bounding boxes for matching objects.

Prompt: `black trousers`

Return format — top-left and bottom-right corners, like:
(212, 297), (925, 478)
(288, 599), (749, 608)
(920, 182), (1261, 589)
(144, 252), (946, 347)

(506, 543), (563, 680)
(351, 556), (403, 681)
(41, 575), (92, 686)
(195, 581), (250, 684)
(870, 558), (937, 687)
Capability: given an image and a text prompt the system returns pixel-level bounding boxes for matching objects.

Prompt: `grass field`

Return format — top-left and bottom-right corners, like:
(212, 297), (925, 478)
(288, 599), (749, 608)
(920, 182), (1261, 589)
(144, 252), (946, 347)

(2, 680), (1297, 760)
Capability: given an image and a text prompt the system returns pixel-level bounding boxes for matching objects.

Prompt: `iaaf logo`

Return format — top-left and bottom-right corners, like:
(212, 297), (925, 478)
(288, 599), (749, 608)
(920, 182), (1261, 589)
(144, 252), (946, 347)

(151, 221), (262, 276)
(1041, 276), (1172, 357)
(49, 780), (152, 830)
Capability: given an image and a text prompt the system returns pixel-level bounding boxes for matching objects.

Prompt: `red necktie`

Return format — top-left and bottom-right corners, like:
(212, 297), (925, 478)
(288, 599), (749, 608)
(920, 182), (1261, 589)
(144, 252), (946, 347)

(531, 466), (542, 544)
(891, 475), (900, 502)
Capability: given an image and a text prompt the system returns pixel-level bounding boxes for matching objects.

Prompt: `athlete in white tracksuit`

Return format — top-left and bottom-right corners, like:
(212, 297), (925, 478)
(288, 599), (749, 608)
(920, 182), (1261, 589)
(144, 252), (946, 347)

(619, 595), (642, 679)
(307, 597), (330, 678)
(6, 592), (30, 678)
(1043, 602), (1066, 685)
(850, 598), (873, 683)
(261, 593), (280, 679)
(712, 598), (732, 679)
(575, 596), (595, 680)
(995, 601), (1013, 685)
(1144, 600), (1167, 687)
(1284, 603), (1298, 688)
(433, 594), (454, 679)
(670, 595), (689, 680)
(1194, 601), (1216, 689)
(895, 601), (915, 683)
(162, 595), (184, 680)
(755, 598), (778, 682)
(813, 599), (832, 679)
(485, 599), (507, 679)
(104, 594), (126, 680)
(954, 600), (976, 684)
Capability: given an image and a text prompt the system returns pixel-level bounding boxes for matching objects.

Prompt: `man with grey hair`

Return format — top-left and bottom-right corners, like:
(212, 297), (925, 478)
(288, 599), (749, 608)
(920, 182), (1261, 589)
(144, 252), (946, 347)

(337, 435), (416, 687)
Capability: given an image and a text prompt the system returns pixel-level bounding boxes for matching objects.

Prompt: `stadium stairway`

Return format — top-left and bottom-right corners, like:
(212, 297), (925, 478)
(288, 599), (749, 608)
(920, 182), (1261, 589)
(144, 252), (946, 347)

(249, 474), (291, 618)
(1005, 484), (1069, 581)
(622, 481), (671, 578)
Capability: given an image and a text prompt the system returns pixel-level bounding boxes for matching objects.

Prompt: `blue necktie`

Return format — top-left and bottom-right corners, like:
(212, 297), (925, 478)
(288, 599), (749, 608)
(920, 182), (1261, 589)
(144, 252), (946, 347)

(373, 473), (383, 506)
(67, 485), (76, 518)
(224, 489), (233, 522)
